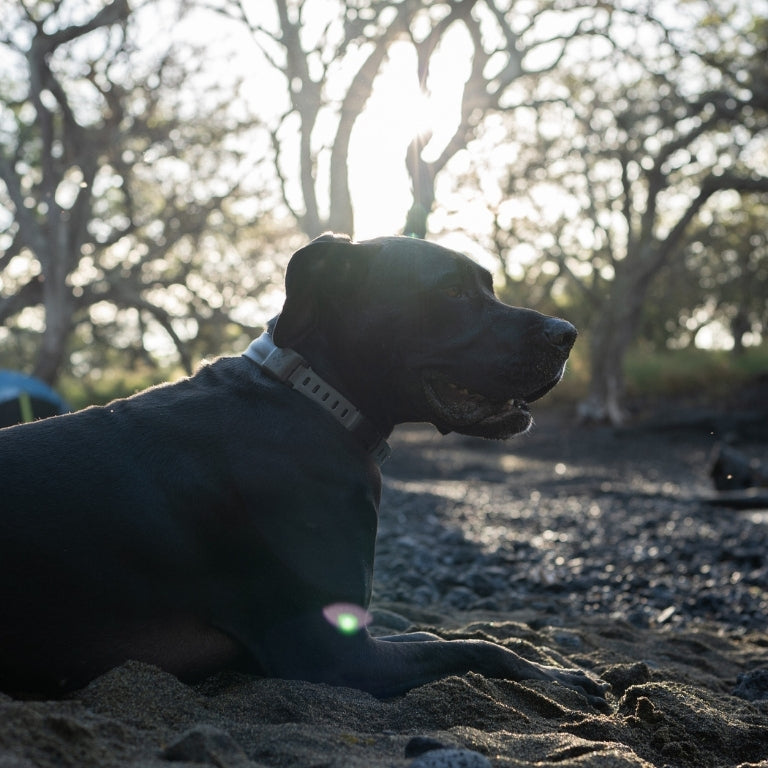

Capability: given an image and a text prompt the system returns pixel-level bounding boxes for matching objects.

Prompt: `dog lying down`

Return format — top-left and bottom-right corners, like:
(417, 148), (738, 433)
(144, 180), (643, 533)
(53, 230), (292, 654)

(0, 234), (609, 708)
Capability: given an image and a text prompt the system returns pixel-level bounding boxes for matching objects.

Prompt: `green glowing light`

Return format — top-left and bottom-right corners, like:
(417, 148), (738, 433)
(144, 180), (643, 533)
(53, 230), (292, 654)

(336, 612), (360, 635)
(323, 602), (370, 635)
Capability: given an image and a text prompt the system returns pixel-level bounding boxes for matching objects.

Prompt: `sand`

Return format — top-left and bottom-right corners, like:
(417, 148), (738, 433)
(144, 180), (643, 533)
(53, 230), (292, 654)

(1, 407), (767, 767)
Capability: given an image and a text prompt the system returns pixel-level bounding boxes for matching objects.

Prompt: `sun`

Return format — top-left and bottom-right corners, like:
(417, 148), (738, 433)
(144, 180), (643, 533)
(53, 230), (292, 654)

(170, 5), (469, 242)
(348, 37), (468, 240)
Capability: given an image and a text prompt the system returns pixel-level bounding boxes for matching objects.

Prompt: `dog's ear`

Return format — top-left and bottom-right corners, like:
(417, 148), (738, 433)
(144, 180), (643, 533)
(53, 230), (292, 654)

(273, 233), (367, 347)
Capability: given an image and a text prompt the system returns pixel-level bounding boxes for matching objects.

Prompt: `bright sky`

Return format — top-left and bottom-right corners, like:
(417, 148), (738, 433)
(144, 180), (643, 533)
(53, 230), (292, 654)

(3, 0), (761, 352)
(348, 33), (470, 240)
(169, 2), (471, 242)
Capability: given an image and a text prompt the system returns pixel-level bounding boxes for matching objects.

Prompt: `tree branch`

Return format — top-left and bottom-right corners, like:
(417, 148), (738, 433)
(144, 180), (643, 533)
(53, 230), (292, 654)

(0, 275), (43, 323)
(656, 173), (768, 271)
(29, 0), (129, 56)
(0, 155), (46, 256)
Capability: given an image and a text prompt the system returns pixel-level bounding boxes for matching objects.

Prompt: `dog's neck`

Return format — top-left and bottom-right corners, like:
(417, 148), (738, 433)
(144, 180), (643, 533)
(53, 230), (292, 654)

(243, 332), (391, 466)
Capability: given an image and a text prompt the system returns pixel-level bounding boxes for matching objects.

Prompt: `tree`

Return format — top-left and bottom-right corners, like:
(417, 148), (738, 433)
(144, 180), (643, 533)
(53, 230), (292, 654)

(1, 0), (132, 382)
(202, 0), (419, 238)
(401, 0), (615, 238)
(0, 0), (274, 385)
(652, 197), (768, 353)
(203, 0), (618, 241)
(453, 0), (768, 422)
(578, 6), (768, 421)
(210, 0), (767, 424)
(12, 0), (590, 384)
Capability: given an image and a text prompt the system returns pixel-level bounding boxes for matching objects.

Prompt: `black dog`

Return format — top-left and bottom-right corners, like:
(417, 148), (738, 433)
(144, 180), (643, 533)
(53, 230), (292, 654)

(0, 234), (607, 707)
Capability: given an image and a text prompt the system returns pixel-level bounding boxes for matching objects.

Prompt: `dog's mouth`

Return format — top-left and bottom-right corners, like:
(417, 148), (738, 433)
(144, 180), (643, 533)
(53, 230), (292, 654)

(422, 369), (563, 439)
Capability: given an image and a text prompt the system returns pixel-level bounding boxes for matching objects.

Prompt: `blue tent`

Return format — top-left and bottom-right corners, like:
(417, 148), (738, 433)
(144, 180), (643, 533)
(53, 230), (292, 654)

(0, 370), (70, 428)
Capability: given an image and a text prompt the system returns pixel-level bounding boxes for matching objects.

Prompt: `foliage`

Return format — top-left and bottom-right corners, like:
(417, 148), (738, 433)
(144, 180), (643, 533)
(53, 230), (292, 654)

(447, 0), (768, 422)
(0, 0), (295, 384)
(622, 343), (768, 400)
(650, 199), (768, 352)
(1, 0), (766, 412)
(531, 335), (768, 406)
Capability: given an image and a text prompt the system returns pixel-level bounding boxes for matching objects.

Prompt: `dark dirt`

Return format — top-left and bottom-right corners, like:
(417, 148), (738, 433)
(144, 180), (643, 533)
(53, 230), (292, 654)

(377, 406), (768, 631)
(1, 401), (767, 767)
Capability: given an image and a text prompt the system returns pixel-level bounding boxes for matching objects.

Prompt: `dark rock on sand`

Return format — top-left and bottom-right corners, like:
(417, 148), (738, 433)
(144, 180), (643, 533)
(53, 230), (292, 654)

(732, 669), (768, 702)
(409, 748), (492, 767)
(162, 724), (257, 767)
(405, 736), (451, 757)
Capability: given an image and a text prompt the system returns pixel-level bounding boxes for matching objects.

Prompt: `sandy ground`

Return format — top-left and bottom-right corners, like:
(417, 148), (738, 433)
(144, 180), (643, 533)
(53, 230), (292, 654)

(1, 403), (767, 767)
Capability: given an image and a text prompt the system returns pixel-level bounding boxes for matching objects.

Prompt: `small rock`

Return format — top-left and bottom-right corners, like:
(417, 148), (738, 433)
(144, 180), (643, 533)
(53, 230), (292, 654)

(471, 596), (501, 611)
(444, 586), (478, 609)
(411, 585), (439, 605)
(162, 724), (250, 767)
(413, 550), (437, 572)
(438, 529), (465, 547)
(626, 609), (651, 629)
(405, 736), (450, 758)
(465, 571), (500, 597)
(551, 630), (583, 650)
(0, 755), (38, 768)
(634, 695), (663, 723)
(732, 668), (768, 701)
(410, 748), (492, 768)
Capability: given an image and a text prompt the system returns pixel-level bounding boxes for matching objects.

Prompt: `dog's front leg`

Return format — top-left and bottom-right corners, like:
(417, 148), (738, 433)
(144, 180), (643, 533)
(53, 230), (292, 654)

(360, 633), (610, 710)
(257, 617), (609, 710)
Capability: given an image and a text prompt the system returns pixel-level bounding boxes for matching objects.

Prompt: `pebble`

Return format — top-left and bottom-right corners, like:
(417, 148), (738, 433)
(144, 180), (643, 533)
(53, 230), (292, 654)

(375, 443), (768, 630)
(444, 586), (478, 609)
(551, 630), (583, 650)
(409, 748), (492, 768)
(162, 725), (252, 767)
(405, 736), (449, 758)
(732, 668), (768, 701)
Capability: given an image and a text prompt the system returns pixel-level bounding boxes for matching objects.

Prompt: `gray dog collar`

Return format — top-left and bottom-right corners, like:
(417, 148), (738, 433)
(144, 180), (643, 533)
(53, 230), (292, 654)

(243, 333), (391, 466)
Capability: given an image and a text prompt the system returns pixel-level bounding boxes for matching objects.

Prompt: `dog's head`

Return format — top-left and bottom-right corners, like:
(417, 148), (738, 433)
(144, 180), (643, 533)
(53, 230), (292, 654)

(272, 233), (576, 439)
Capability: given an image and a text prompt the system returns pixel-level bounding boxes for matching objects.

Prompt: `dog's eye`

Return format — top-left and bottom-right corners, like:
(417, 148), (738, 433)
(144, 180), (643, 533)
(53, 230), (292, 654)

(444, 286), (465, 299)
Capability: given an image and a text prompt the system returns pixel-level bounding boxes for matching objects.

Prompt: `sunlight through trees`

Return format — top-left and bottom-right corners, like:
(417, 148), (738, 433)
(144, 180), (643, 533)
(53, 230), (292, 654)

(1, 0), (766, 419)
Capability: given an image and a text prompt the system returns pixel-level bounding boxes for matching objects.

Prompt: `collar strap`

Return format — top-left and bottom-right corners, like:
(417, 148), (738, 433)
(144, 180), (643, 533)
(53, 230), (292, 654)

(243, 333), (391, 466)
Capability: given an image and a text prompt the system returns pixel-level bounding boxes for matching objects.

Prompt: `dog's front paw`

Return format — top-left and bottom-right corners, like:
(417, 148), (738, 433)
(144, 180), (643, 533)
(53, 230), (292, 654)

(541, 665), (612, 713)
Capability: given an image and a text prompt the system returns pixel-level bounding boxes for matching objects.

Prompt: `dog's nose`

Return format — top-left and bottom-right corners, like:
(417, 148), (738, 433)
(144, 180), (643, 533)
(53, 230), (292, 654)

(544, 318), (577, 354)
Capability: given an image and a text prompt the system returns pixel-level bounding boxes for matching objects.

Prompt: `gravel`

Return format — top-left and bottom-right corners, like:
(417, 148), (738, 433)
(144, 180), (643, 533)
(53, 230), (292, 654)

(372, 410), (768, 632)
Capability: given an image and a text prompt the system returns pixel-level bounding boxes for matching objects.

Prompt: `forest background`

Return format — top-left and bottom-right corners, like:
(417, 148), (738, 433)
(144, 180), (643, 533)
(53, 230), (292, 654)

(1, 0), (766, 424)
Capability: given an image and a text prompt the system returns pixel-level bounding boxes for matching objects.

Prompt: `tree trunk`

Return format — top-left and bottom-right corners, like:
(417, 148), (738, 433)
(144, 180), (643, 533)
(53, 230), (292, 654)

(403, 134), (435, 238)
(577, 318), (630, 426)
(730, 310), (750, 356)
(34, 285), (74, 386)
(32, 219), (75, 385)
(577, 263), (651, 425)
